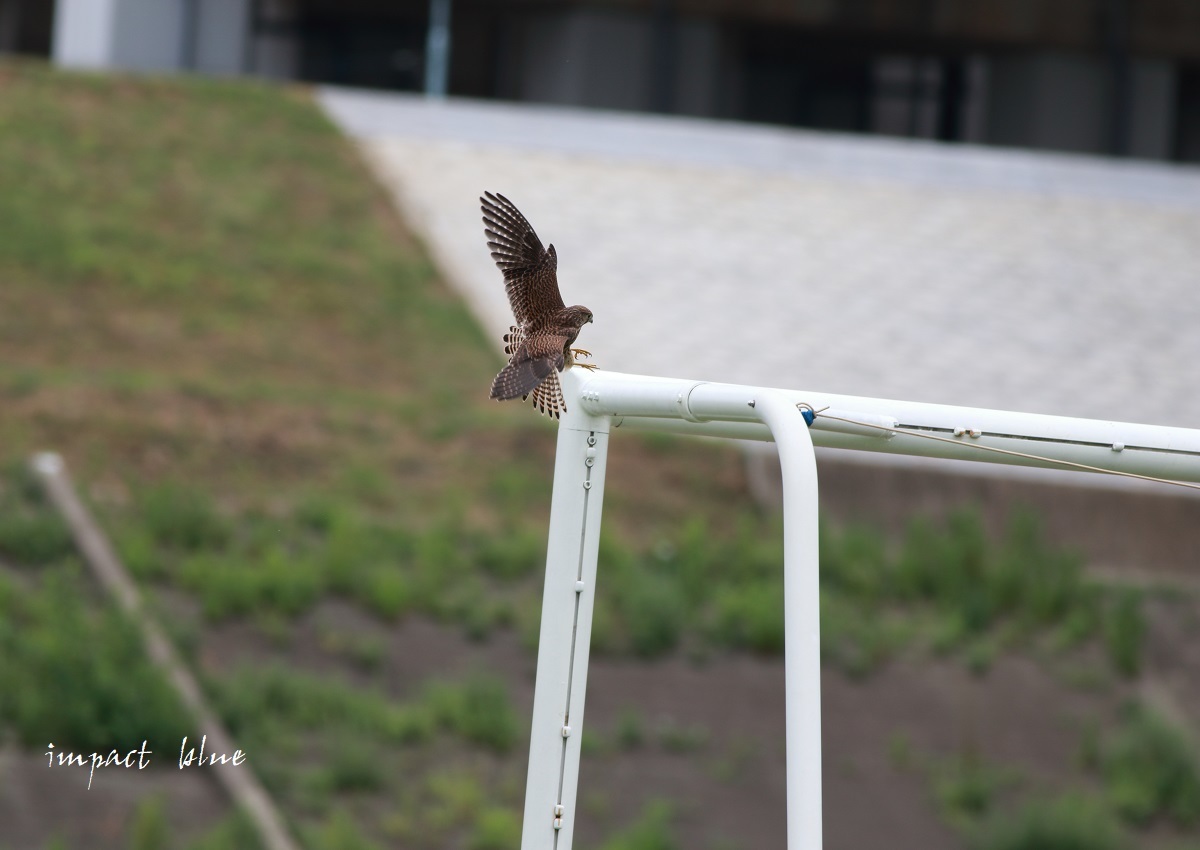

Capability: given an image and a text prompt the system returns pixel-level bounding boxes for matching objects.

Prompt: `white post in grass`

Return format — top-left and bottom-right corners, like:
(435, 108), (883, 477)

(519, 382), (611, 850)
(521, 368), (1200, 850)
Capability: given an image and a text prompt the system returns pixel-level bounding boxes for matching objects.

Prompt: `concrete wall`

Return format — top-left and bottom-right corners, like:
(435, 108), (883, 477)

(517, 8), (655, 111)
(987, 51), (1111, 155)
(673, 17), (720, 117)
(53, 0), (253, 75)
(195, 0), (250, 75)
(247, 0), (297, 79)
(1128, 59), (1177, 160)
(53, 0), (119, 68)
(513, 8), (725, 118)
(0, 0), (18, 52)
(110, 0), (186, 72)
(985, 50), (1178, 158)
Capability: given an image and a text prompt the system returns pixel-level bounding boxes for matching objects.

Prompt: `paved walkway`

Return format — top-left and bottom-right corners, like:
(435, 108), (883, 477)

(319, 86), (1200, 431)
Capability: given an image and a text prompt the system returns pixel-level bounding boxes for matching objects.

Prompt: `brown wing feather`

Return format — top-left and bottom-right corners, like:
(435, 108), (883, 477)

(481, 192), (565, 326)
(502, 324), (524, 357)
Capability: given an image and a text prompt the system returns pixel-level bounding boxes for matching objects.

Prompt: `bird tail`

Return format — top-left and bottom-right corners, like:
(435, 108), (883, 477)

(490, 356), (556, 401)
(526, 371), (565, 419)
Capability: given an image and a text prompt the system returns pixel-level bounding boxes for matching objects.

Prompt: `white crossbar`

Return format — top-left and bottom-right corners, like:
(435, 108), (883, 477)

(521, 367), (1200, 850)
(580, 371), (1200, 485)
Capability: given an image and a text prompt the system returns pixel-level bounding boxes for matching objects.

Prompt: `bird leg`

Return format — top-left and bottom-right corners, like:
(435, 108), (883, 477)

(567, 348), (598, 371)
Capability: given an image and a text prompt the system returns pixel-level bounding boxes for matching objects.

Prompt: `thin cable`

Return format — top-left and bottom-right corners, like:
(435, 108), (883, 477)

(811, 409), (1200, 493)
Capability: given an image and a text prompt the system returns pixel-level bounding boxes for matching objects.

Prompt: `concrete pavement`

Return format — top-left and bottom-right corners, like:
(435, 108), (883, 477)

(319, 87), (1200, 434)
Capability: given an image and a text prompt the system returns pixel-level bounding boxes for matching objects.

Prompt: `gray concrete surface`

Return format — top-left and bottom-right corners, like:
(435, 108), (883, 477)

(319, 87), (1200, 435)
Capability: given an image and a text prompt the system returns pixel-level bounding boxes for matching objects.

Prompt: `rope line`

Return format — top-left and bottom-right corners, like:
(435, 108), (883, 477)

(807, 407), (1200, 493)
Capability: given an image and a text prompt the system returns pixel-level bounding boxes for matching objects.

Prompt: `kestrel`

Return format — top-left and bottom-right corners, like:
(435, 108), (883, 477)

(482, 192), (594, 418)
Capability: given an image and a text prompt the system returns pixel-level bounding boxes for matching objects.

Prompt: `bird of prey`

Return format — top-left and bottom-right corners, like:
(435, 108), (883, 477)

(482, 191), (595, 418)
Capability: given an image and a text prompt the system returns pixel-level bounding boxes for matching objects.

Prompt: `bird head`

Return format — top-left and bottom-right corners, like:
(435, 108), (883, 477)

(565, 305), (594, 327)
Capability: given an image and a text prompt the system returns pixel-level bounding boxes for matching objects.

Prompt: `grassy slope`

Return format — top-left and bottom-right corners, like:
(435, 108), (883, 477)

(0, 56), (748, 536)
(1, 61), (1197, 850)
(0, 58), (757, 850)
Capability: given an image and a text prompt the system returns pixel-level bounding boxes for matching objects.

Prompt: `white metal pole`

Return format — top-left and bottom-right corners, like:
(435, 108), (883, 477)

(754, 392), (823, 850)
(573, 369), (826, 848)
(578, 371), (1200, 484)
(520, 370), (612, 850)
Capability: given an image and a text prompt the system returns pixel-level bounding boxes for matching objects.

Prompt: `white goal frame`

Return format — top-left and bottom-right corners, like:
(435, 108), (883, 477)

(520, 368), (1200, 850)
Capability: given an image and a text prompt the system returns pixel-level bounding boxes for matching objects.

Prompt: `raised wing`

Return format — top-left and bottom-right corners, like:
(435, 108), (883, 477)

(481, 192), (565, 327)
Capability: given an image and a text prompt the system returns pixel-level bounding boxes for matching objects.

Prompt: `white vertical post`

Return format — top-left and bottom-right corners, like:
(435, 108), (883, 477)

(756, 392), (822, 850)
(520, 386), (611, 850)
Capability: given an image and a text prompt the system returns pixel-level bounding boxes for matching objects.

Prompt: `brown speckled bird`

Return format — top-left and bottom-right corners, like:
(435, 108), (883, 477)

(482, 192), (595, 418)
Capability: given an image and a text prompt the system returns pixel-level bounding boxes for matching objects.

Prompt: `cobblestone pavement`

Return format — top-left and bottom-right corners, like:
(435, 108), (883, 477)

(320, 86), (1200, 431)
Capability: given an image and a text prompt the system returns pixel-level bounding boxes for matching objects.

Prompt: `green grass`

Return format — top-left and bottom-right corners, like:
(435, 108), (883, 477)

(128, 796), (170, 850)
(185, 810), (265, 850)
(1095, 701), (1200, 827)
(576, 508), (1144, 678)
(212, 664), (518, 754)
(468, 807), (522, 850)
(969, 794), (1129, 850)
(934, 751), (1019, 829)
(139, 483), (232, 552)
(0, 462), (74, 565)
(382, 768), (524, 850)
(0, 561), (191, 753)
(593, 801), (678, 850)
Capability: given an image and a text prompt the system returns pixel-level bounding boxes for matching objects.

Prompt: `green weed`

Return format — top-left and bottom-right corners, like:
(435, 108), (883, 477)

(128, 795), (169, 850)
(934, 751), (1016, 826)
(615, 708), (646, 750)
(114, 527), (167, 580)
(427, 674), (520, 753)
(1103, 590), (1145, 678)
(312, 809), (381, 850)
(615, 569), (687, 658)
(316, 742), (387, 794)
(184, 809), (264, 850)
(468, 807), (521, 850)
(0, 566), (190, 751)
(598, 800), (678, 850)
(969, 794), (1128, 850)
(477, 528), (544, 581)
(139, 484), (230, 552)
(1099, 702), (1200, 827)
(360, 567), (412, 621)
(0, 465), (74, 565)
(713, 580), (785, 654)
(0, 512), (74, 566)
(215, 665), (518, 755)
(178, 548), (323, 621)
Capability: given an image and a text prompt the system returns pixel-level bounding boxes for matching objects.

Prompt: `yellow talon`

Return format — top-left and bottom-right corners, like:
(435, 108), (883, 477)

(574, 362), (599, 372)
(570, 348), (592, 359)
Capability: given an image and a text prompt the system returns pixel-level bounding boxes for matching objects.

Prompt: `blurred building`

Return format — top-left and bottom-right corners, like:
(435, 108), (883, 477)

(6, 0), (1195, 163)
